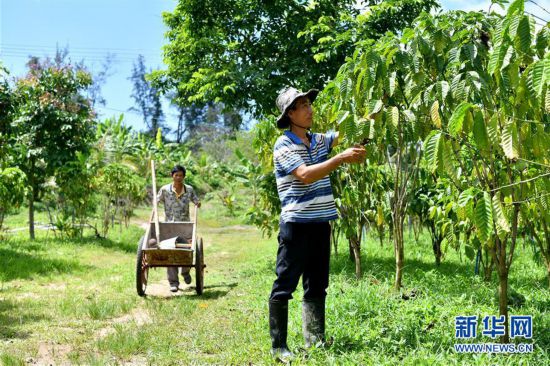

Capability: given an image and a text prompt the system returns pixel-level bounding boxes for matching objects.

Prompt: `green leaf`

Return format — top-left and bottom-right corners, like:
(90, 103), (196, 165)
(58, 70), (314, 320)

(493, 19), (505, 46)
(345, 114), (357, 141)
(500, 46), (514, 71)
(458, 188), (475, 208)
(368, 118), (375, 140)
(528, 59), (545, 98)
(472, 109), (489, 150)
(340, 78), (350, 99)
(492, 193), (510, 240)
(368, 100), (384, 115)
(488, 44), (502, 75)
(546, 88), (550, 113)
(451, 75), (467, 101)
(337, 111), (350, 126)
(437, 81), (450, 101)
(517, 15), (532, 55)
(388, 72), (397, 97)
(448, 102), (473, 136)
(441, 138), (456, 178)
(536, 28), (549, 59)
(538, 190), (550, 211)
(467, 71), (483, 91)
(445, 223), (455, 248)
(508, 14), (522, 39)
(389, 106), (399, 128)
(431, 100), (441, 128)
(475, 192), (493, 243)
(355, 68), (367, 95)
(359, 117), (373, 139)
(507, 0), (524, 17)
(500, 118), (519, 160)
(424, 131), (442, 173)
(486, 112), (500, 146)
(449, 47), (461, 64)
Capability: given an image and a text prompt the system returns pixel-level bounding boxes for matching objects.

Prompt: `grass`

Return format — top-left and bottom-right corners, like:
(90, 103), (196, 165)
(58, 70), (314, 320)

(0, 196), (548, 365)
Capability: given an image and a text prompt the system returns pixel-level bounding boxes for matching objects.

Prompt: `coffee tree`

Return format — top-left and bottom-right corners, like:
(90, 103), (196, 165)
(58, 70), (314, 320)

(316, 0), (549, 342)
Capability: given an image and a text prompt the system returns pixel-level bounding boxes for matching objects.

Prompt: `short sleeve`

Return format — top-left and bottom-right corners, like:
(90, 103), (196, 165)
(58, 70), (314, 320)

(274, 145), (305, 175)
(157, 187), (165, 204)
(325, 131), (337, 153)
(189, 186), (200, 205)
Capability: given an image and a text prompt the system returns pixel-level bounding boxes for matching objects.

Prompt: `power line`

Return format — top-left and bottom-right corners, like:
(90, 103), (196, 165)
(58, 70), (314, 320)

(0, 52), (140, 63)
(528, 0), (550, 17)
(0, 46), (161, 59)
(0, 50), (144, 63)
(0, 53), (143, 64)
(0, 42), (162, 55)
(526, 11), (549, 24)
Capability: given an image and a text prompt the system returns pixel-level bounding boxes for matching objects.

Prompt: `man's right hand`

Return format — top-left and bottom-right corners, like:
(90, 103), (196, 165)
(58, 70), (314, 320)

(337, 146), (367, 164)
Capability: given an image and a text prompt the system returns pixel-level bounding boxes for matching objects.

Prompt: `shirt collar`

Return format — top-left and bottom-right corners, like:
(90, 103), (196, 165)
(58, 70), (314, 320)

(284, 130), (315, 149)
(170, 184), (186, 199)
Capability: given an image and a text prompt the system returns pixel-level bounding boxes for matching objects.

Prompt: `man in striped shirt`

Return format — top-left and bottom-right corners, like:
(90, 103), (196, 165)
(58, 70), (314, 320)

(269, 87), (366, 360)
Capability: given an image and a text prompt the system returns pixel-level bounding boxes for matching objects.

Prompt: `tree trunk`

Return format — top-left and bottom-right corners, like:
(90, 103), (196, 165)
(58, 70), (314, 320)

(331, 226), (339, 255)
(394, 223), (404, 290)
(29, 193), (35, 240)
(482, 247), (494, 281)
(378, 228), (384, 248)
(429, 222), (441, 266)
(348, 239), (355, 262)
(433, 238), (442, 266)
(0, 209), (5, 236)
(540, 222), (550, 289)
(351, 238), (362, 279)
(498, 267), (510, 343)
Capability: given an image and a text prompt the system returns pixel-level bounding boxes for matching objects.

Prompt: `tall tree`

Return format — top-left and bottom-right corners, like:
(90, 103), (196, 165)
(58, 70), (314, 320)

(129, 55), (167, 138)
(151, 0), (438, 117)
(0, 64), (14, 164)
(11, 58), (96, 239)
(166, 91), (207, 143)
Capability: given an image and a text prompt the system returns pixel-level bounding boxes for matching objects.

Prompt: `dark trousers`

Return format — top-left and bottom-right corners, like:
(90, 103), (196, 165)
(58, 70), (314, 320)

(269, 221), (331, 301)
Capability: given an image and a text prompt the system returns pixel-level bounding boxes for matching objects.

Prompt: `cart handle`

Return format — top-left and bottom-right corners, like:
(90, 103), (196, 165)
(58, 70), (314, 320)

(192, 205), (198, 251)
(151, 160), (161, 246)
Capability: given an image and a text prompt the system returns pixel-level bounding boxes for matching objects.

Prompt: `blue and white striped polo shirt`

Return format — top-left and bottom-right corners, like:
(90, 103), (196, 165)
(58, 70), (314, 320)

(273, 130), (338, 223)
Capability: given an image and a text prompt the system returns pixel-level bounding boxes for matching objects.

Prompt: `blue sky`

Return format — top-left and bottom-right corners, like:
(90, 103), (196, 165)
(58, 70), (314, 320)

(1, 0), (549, 135)
(1, 0), (176, 132)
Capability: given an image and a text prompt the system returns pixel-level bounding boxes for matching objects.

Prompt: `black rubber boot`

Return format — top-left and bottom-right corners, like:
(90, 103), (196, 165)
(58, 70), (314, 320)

(269, 299), (294, 361)
(302, 298), (325, 348)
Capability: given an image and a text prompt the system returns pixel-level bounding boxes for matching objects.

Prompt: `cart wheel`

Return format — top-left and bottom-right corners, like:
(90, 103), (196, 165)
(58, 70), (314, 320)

(136, 236), (148, 297)
(195, 237), (205, 295)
